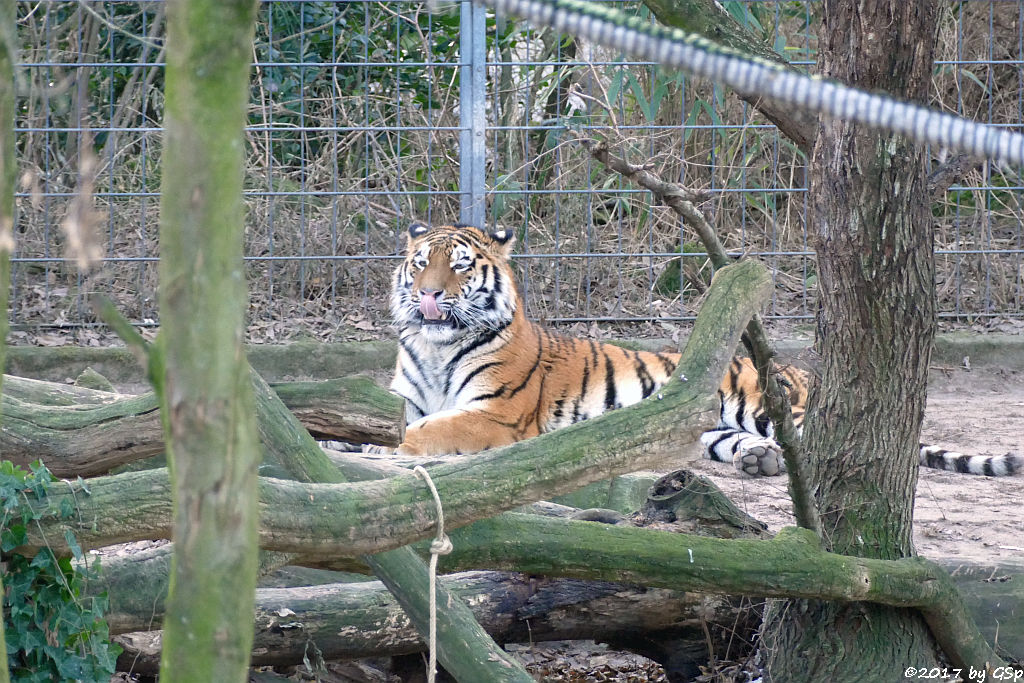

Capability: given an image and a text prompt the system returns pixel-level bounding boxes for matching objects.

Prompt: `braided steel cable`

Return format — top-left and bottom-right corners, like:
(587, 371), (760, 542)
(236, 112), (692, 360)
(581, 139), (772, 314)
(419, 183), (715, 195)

(479, 0), (1024, 167)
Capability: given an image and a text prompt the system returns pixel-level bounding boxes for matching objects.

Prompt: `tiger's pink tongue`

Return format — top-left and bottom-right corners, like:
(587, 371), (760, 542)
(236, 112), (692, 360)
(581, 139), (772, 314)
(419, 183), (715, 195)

(420, 293), (443, 320)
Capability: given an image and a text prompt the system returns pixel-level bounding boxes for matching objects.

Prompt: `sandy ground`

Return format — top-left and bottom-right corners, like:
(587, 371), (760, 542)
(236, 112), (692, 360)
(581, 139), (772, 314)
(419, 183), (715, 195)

(685, 364), (1024, 566)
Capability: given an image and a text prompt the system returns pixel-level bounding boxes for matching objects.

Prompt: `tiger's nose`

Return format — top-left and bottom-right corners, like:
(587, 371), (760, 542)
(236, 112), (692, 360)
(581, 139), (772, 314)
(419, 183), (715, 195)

(419, 288), (443, 299)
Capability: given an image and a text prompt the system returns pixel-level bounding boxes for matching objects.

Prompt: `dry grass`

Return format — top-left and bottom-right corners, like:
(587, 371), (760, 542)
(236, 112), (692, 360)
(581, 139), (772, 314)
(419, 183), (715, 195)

(9, 1), (1023, 343)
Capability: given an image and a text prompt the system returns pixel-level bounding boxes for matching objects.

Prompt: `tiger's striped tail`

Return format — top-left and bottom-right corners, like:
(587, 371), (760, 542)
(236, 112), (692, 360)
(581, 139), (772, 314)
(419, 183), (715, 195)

(919, 445), (1023, 477)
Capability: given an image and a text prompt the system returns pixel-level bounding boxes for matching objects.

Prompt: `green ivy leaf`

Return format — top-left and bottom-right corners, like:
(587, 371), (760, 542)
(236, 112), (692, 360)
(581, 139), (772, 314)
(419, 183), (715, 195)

(1, 461), (118, 682)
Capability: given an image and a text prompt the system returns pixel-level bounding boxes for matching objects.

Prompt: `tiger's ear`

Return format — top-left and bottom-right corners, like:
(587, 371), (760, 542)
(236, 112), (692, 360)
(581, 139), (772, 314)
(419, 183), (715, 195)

(487, 227), (516, 258)
(405, 221), (431, 249)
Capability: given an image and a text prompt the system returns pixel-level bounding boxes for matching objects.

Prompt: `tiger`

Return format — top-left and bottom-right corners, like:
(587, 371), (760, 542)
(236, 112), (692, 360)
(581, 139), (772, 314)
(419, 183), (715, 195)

(382, 221), (1022, 478)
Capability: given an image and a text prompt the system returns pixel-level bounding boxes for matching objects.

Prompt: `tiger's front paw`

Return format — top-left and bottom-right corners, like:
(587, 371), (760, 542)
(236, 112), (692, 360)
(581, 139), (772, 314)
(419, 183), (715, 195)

(394, 442), (427, 457)
(734, 439), (786, 477)
(363, 442), (431, 457)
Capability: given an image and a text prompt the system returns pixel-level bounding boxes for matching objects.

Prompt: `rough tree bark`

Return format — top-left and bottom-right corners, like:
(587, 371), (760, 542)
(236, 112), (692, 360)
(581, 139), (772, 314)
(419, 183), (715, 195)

(760, 2), (946, 680)
(156, 0), (261, 680)
(0, 0), (16, 677)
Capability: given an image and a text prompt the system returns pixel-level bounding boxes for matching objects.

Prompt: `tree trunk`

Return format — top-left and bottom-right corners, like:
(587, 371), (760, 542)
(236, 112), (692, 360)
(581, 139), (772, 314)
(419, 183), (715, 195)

(0, 1), (17, 678)
(156, 0), (261, 679)
(760, 2), (944, 679)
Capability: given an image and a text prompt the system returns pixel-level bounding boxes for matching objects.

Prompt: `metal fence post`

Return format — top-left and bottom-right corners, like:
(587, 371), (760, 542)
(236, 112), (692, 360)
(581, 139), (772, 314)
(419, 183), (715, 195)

(459, 0), (487, 227)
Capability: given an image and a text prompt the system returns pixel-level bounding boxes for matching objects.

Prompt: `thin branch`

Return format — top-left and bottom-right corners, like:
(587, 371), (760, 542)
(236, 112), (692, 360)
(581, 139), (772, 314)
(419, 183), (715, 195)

(928, 154), (979, 197)
(581, 135), (822, 536)
(90, 294), (151, 367)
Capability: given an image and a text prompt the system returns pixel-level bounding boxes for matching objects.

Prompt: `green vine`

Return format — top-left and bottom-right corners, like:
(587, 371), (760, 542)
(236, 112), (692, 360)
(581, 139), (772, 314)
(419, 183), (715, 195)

(0, 462), (120, 682)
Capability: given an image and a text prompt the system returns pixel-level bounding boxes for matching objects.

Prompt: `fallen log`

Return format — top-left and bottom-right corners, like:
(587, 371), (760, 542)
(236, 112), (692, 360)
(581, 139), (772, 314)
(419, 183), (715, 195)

(0, 373), (404, 476)
(112, 571), (758, 675)
(3, 374), (125, 405)
(3, 340), (397, 385)
(12, 402), (720, 558)
(91, 471), (1024, 670)
(23, 459), (1015, 668)
(87, 260), (770, 681)
(13, 252), (767, 556)
(90, 469), (764, 634)
(99, 468), (768, 677)
(7, 259), (767, 487)
(7, 260), (1002, 669)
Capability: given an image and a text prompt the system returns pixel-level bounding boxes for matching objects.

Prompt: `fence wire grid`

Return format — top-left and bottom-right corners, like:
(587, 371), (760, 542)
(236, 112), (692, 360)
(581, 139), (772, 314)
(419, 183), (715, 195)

(9, 0), (1024, 344)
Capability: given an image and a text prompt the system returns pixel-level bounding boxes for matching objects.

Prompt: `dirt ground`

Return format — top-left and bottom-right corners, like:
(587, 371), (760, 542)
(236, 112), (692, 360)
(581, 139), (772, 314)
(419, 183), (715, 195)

(686, 363), (1024, 566)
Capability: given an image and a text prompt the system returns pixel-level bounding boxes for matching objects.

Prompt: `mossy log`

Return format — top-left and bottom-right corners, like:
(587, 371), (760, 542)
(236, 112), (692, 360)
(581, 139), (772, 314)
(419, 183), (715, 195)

(87, 511), (1023, 668)
(0, 373), (404, 476)
(93, 467), (769, 676)
(90, 469), (766, 633)
(4, 267), (1002, 669)
(37, 259), (767, 681)
(3, 340), (397, 386)
(16, 260), (771, 558)
(9, 346), (725, 556)
(87, 474), (1024, 667)
(111, 571), (755, 674)
(23, 470), (1011, 668)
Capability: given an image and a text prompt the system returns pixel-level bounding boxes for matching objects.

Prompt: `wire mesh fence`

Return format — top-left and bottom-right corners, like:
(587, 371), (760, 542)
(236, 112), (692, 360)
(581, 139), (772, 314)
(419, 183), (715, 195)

(9, 0), (1024, 344)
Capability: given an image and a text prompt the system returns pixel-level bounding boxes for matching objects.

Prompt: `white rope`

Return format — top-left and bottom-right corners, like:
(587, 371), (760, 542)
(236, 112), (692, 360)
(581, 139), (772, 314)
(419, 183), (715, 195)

(479, 0), (1024, 168)
(413, 465), (453, 683)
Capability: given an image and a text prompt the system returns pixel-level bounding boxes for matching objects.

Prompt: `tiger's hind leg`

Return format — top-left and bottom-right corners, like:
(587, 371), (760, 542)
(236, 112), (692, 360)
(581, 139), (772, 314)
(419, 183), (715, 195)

(700, 428), (786, 477)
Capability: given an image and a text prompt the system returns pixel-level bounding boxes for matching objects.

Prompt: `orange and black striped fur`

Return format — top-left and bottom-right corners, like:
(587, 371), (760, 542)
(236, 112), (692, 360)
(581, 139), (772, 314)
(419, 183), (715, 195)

(702, 358), (1020, 476)
(385, 222), (1022, 477)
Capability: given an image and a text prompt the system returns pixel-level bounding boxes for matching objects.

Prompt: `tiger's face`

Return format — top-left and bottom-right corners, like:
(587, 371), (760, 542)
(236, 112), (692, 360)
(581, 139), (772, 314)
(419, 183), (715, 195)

(391, 222), (518, 343)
